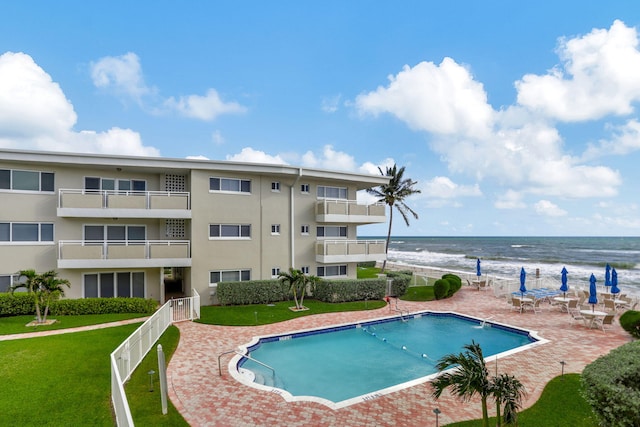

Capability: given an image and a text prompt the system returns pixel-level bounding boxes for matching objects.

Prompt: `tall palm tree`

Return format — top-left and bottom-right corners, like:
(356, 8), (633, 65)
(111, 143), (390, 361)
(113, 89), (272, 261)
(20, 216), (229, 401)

(367, 164), (420, 272)
(431, 340), (491, 427)
(278, 268), (306, 310)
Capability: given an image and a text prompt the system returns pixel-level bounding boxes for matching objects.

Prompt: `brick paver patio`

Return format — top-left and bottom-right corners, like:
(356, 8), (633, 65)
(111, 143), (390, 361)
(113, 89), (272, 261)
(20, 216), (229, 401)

(167, 287), (632, 426)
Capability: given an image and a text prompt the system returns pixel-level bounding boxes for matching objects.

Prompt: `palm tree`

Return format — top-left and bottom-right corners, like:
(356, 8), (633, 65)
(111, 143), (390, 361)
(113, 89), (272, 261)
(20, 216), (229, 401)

(431, 340), (491, 427)
(492, 373), (526, 426)
(279, 268), (307, 310)
(38, 270), (70, 323)
(367, 164), (420, 272)
(11, 269), (44, 323)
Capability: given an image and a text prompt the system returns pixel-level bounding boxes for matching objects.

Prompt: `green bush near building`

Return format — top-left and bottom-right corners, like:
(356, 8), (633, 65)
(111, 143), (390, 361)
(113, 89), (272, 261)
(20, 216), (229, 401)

(0, 293), (156, 316)
(619, 310), (640, 338)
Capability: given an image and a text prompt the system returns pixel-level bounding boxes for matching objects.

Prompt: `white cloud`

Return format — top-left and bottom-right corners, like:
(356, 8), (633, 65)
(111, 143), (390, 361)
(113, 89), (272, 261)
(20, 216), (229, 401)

(212, 130), (225, 145)
(301, 144), (357, 171)
(91, 53), (246, 121)
(495, 190), (526, 209)
(226, 147), (287, 164)
(516, 20), (640, 122)
(0, 51), (159, 156)
(355, 58), (494, 138)
(164, 89), (246, 121)
(582, 119), (640, 160)
(422, 176), (482, 199)
(90, 52), (153, 103)
(321, 94), (342, 113)
(186, 155), (209, 160)
(358, 157), (395, 175)
(534, 200), (567, 217)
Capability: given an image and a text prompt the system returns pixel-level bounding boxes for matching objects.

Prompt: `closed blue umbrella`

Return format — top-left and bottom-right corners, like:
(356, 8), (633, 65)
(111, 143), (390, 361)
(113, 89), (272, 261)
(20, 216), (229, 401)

(588, 273), (598, 311)
(605, 264), (611, 288)
(519, 267), (527, 297)
(611, 268), (620, 295)
(476, 258), (481, 277)
(560, 267), (569, 298)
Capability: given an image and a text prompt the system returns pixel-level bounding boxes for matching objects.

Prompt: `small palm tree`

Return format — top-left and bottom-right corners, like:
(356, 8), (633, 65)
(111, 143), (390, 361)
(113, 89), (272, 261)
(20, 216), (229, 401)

(38, 270), (70, 323)
(279, 268), (307, 310)
(367, 164), (420, 272)
(12, 269), (43, 323)
(431, 340), (491, 427)
(492, 373), (526, 426)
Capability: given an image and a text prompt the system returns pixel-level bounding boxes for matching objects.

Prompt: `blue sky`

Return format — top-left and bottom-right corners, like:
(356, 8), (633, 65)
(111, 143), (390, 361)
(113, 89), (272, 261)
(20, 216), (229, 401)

(1, 1), (640, 237)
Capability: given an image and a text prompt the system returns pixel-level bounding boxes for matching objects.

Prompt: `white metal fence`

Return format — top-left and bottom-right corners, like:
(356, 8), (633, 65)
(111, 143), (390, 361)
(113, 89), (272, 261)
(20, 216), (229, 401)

(111, 290), (200, 427)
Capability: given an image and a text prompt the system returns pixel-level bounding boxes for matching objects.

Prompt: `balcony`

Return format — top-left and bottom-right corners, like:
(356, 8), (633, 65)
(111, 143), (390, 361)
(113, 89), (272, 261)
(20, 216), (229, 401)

(57, 189), (191, 219)
(57, 240), (191, 269)
(316, 199), (386, 224)
(316, 239), (386, 264)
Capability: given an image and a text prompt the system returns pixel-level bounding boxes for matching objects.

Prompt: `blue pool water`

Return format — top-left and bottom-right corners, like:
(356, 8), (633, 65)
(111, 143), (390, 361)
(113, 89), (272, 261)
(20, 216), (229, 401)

(235, 312), (540, 407)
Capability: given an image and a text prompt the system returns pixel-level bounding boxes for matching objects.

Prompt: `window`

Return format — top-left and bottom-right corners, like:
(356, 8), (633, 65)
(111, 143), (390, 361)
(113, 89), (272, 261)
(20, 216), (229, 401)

(0, 169), (55, 192)
(300, 224), (310, 235)
(209, 224), (251, 239)
(210, 177), (251, 193)
(300, 184), (310, 193)
(301, 266), (310, 275)
(316, 226), (347, 238)
(0, 223), (54, 242)
(317, 185), (347, 199)
(83, 225), (146, 241)
(83, 272), (144, 298)
(317, 265), (347, 277)
(271, 181), (280, 192)
(0, 275), (19, 293)
(85, 177), (146, 192)
(271, 224), (281, 235)
(209, 269), (251, 284)
(271, 267), (280, 277)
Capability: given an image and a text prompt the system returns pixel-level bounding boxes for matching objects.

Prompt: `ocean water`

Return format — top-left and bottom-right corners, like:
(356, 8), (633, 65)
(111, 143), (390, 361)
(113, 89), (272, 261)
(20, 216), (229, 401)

(378, 236), (640, 294)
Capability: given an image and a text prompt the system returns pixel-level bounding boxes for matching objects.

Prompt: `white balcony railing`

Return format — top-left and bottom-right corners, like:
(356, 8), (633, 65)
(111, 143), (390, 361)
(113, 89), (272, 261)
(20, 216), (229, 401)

(316, 199), (386, 224)
(316, 239), (387, 263)
(57, 189), (191, 218)
(57, 240), (191, 269)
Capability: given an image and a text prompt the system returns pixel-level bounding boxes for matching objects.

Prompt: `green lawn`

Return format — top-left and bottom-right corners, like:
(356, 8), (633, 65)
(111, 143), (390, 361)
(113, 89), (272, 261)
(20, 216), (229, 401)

(444, 374), (597, 427)
(0, 312), (148, 335)
(401, 285), (435, 301)
(0, 323), (141, 426)
(197, 299), (386, 326)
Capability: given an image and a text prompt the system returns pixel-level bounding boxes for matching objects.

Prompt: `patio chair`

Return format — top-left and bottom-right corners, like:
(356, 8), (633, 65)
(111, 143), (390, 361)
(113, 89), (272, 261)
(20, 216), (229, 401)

(511, 297), (523, 313)
(568, 308), (586, 327)
(593, 313), (615, 332)
(531, 298), (543, 314)
(603, 299), (616, 312)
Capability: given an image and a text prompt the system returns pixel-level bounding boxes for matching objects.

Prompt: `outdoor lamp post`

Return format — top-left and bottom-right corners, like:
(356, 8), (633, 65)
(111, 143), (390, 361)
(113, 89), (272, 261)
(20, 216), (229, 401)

(433, 408), (441, 427)
(148, 369), (156, 392)
(560, 361), (566, 380)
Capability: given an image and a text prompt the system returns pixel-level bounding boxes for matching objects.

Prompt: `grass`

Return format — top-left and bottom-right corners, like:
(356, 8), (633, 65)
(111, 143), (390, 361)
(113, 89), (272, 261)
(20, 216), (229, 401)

(126, 325), (189, 426)
(444, 374), (597, 427)
(357, 265), (382, 278)
(0, 312), (148, 335)
(197, 299), (386, 326)
(0, 323), (141, 426)
(401, 285), (435, 301)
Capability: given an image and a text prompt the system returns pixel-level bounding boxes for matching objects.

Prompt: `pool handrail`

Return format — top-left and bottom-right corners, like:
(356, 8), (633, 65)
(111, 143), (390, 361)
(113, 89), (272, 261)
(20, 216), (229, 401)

(219, 349), (276, 377)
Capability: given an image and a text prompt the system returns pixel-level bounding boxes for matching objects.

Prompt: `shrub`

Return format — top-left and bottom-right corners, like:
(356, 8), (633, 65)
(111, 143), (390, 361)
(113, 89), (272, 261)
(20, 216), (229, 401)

(619, 310), (640, 338)
(433, 279), (450, 300)
(313, 278), (385, 303)
(581, 340), (640, 426)
(387, 273), (411, 298)
(50, 298), (156, 315)
(217, 280), (289, 305)
(0, 293), (34, 316)
(442, 274), (462, 297)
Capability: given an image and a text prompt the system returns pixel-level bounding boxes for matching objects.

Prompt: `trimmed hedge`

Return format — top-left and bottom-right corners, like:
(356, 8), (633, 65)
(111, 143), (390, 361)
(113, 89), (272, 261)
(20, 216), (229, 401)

(0, 293), (156, 316)
(313, 278), (386, 303)
(442, 274), (462, 297)
(385, 271), (412, 297)
(433, 279), (450, 300)
(581, 340), (640, 426)
(217, 280), (289, 305)
(619, 310), (640, 339)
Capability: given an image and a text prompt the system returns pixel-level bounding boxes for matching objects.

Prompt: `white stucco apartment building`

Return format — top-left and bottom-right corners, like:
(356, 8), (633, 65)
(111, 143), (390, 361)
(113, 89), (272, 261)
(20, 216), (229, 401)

(0, 149), (389, 304)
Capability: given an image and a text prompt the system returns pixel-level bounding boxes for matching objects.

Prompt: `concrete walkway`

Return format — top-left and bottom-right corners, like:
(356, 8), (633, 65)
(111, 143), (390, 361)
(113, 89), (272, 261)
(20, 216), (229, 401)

(0, 317), (149, 341)
(167, 287), (632, 426)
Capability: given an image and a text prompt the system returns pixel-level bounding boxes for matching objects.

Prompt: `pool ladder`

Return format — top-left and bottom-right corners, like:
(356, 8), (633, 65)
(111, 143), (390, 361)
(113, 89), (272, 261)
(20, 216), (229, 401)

(218, 349), (276, 377)
(389, 297), (410, 321)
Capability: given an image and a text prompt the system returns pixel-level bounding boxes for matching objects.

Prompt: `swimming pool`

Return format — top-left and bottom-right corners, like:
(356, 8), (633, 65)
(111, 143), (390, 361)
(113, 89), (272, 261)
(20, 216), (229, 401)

(231, 311), (545, 409)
